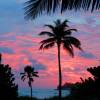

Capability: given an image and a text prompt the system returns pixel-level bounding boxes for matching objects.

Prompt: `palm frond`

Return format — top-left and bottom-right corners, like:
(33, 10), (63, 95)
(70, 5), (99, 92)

(63, 41), (74, 57)
(66, 29), (77, 32)
(91, 0), (100, 11)
(45, 25), (56, 33)
(64, 31), (71, 35)
(39, 31), (54, 37)
(32, 73), (39, 77)
(39, 37), (55, 50)
(21, 75), (26, 81)
(24, 0), (60, 19)
(40, 42), (55, 50)
(61, 0), (100, 12)
(44, 42), (55, 49)
(24, 0), (44, 19)
(54, 19), (61, 26)
(33, 72), (38, 74)
(39, 43), (44, 50)
(24, 0), (100, 20)
(64, 29), (77, 36)
(62, 19), (69, 27)
(40, 38), (55, 44)
(65, 36), (82, 50)
(20, 73), (25, 75)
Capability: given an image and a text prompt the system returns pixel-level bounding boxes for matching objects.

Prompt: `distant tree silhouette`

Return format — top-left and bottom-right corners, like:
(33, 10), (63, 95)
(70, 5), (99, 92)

(39, 19), (82, 100)
(0, 54), (18, 100)
(71, 66), (100, 100)
(24, 0), (100, 19)
(20, 65), (39, 100)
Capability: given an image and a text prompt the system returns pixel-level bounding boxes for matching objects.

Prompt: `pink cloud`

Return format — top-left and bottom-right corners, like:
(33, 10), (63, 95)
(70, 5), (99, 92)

(0, 17), (100, 88)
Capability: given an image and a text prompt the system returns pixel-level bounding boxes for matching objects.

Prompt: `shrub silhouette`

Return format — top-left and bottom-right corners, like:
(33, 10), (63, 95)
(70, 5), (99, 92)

(87, 66), (100, 99)
(87, 66), (100, 80)
(0, 55), (18, 100)
(71, 66), (100, 100)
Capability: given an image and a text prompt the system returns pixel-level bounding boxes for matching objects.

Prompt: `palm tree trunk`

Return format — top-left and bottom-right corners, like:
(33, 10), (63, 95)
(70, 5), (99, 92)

(57, 44), (62, 100)
(30, 84), (32, 100)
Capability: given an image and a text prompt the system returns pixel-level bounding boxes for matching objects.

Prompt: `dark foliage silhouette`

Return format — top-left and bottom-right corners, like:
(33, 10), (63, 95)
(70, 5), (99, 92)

(87, 66), (100, 99)
(71, 66), (100, 100)
(39, 19), (82, 100)
(24, 0), (100, 19)
(20, 65), (39, 100)
(0, 53), (2, 64)
(0, 54), (18, 100)
(87, 66), (100, 80)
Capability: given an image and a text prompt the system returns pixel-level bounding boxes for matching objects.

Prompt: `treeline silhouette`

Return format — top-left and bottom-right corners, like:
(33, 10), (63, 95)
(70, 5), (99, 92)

(0, 54), (18, 100)
(70, 66), (100, 100)
(0, 53), (100, 100)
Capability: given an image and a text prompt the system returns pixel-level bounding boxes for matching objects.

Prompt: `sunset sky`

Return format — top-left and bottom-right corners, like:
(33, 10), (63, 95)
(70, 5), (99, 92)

(0, 0), (100, 89)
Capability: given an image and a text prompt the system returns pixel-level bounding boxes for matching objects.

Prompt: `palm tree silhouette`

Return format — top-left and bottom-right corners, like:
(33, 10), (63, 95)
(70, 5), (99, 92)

(20, 65), (39, 100)
(24, 0), (100, 19)
(39, 19), (82, 100)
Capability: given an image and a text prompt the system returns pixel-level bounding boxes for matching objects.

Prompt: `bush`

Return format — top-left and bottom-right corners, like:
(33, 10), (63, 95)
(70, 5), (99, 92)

(0, 64), (18, 100)
(70, 66), (100, 100)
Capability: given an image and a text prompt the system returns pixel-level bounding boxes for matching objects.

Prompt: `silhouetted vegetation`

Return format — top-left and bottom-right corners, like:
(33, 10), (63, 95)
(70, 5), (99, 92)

(0, 54), (18, 100)
(20, 66), (39, 100)
(24, 0), (100, 19)
(39, 19), (82, 100)
(70, 66), (100, 100)
(0, 53), (2, 64)
(18, 96), (38, 100)
(43, 66), (100, 100)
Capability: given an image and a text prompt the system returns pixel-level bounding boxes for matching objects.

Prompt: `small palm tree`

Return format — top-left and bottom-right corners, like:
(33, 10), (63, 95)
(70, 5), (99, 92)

(20, 65), (39, 100)
(39, 19), (82, 100)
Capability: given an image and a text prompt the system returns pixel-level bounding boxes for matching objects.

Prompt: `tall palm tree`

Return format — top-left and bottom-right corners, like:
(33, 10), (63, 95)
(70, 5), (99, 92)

(20, 65), (39, 100)
(39, 19), (82, 100)
(24, 0), (100, 19)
